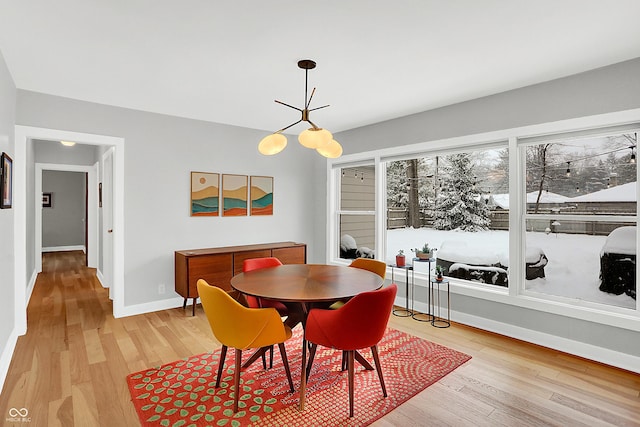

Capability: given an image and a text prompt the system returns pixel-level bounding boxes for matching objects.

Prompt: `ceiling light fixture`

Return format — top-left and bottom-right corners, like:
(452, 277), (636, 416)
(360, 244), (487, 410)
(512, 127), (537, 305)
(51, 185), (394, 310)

(258, 59), (343, 158)
(60, 140), (76, 147)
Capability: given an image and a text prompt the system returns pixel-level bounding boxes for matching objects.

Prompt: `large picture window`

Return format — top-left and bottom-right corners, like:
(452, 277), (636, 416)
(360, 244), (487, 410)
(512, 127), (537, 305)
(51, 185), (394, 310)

(385, 146), (509, 287)
(328, 119), (639, 322)
(523, 132), (637, 308)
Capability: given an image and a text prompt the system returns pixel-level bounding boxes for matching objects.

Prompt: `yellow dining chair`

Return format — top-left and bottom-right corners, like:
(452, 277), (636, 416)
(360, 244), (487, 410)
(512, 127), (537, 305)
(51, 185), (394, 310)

(329, 258), (387, 311)
(349, 258), (387, 279)
(197, 279), (295, 413)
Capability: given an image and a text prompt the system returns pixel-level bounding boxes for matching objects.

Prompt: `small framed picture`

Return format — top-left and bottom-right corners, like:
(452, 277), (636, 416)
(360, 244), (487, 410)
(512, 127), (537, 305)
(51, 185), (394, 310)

(250, 176), (273, 216)
(222, 174), (248, 217)
(42, 192), (53, 208)
(191, 172), (219, 216)
(0, 152), (12, 209)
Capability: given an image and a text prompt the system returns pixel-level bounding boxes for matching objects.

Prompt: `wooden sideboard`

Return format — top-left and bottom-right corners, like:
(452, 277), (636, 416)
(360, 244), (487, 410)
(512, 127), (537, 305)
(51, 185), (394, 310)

(175, 241), (307, 315)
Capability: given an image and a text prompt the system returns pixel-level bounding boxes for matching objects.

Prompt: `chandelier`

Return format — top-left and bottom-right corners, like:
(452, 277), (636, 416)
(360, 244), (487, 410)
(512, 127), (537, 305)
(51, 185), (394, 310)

(258, 59), (343, 158)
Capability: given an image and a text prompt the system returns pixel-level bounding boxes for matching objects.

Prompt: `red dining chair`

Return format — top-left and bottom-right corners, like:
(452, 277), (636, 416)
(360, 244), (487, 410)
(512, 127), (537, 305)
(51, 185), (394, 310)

(301, 283), (398, 417)
(243, 257), (288, 313)
(242, 257), (289, 369)
(331, 258), (389, 369)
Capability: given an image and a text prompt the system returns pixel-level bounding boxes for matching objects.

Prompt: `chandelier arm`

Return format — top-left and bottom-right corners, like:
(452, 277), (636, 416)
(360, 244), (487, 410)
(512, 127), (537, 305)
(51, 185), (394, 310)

(276, 119), (303, 133)
(305, 87), (316, 109)
(306, 119), (321, 130)
(274, 100), (303, 112)
(308, 104), (330, 112)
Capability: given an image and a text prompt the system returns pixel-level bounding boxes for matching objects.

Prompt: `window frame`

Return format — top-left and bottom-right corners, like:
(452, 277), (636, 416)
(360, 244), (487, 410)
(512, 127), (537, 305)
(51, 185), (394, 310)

(327, 109), (640, 332)
(518, 128), (639, 314)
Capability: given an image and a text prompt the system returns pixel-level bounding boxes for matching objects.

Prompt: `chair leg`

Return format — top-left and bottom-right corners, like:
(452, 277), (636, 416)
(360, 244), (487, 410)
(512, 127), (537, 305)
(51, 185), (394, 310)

(371, 345), (387, 397)
(215, 345), (228, 388)
(261, 347), (268, 370)
(306, 343), (318, 380)
(341, 350), (347, 371)
(233, 348), (242, 413)
(269, 345), (274, 369)
(347, 350), (355, 418)
(299, 338), (308, 411)
(277, 343), (295, 393)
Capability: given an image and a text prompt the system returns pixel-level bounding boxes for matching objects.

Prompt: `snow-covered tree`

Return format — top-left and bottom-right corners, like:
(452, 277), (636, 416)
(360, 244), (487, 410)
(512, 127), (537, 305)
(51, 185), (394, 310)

(386, 158), (433, 227)
(433, 153), (491, 231)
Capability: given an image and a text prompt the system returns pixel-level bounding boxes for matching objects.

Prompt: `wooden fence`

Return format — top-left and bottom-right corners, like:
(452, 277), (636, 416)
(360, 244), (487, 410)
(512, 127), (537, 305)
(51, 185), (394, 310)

(388, 208), (633, 235)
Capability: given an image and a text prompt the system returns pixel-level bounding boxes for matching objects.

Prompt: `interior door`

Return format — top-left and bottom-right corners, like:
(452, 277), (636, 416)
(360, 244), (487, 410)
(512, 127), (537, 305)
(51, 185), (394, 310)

(103, 149), (114, 298)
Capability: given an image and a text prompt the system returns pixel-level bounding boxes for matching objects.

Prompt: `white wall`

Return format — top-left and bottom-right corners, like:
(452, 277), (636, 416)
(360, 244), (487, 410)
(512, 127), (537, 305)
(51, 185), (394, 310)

(16, 94), (320, 308)
(0, 51), (16, 389)
(331, 58), (640, 368)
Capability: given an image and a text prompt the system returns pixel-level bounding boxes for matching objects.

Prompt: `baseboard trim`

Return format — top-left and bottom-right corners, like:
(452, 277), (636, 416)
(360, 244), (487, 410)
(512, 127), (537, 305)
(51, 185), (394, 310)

(114, 296), (187, 318)
(398, 297), (639, 374)
(42, 245), (85, 253)
(0, 327), (20, 395)
(26, 269), (38, 306)
(96, 269), (106, 288)
(451, 310), (640, 374)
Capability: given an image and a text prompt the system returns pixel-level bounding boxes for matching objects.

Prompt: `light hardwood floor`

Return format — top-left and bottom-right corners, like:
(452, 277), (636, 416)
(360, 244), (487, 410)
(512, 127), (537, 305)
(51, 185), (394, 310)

(1, 251), (639, 426)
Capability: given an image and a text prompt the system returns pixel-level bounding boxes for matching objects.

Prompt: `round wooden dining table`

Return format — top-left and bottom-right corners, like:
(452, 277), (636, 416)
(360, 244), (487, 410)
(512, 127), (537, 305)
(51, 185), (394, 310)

(230, 263), (384, 307)
(231, 263), (385, 410)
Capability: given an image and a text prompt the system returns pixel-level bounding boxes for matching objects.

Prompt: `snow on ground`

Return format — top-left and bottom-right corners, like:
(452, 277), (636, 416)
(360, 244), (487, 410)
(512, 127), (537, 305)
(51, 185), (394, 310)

(386, 227), (636, 309)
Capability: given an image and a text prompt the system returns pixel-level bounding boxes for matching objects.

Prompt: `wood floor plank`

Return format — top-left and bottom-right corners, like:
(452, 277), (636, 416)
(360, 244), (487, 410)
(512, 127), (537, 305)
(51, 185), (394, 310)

(83, 328), (107, 364)
(2, 251), (638, 427)
(71, 382), (99, 427)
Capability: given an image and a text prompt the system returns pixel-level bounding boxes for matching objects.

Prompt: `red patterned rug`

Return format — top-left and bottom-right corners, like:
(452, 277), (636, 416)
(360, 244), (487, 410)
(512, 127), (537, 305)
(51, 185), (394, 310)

(127, 327), (471, 426)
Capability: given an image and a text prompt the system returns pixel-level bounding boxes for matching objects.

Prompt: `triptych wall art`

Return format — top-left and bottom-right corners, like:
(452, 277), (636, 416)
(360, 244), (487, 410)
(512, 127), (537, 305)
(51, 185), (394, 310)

(190, 172), (273, 217)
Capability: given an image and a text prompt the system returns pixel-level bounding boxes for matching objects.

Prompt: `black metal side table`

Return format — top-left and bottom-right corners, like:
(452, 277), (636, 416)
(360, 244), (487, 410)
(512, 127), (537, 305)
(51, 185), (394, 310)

(390, 263), (413, 317)
(411, 258), (434, 322)
(430, 277), (450, 328)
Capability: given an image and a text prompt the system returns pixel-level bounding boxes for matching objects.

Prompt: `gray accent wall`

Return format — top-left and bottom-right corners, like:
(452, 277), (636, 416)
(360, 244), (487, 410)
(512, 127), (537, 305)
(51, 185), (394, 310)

(0, 50), (16, 383)
(336, 58), (640, 154)
(42, 170), (86, 249)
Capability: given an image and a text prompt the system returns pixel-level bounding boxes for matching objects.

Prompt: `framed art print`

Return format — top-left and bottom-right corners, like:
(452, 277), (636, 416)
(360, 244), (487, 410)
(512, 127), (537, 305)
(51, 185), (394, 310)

(42, 192), (53, 208)
(0, 152), (13, 209)
(191, 172), (219, 216)
(250, 176), (273, 215)
(222, 174), (248, 216)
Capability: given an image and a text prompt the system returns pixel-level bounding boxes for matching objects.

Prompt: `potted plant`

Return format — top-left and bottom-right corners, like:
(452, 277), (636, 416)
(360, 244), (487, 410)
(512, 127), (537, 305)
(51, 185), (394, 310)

(413, 243), (433, 260)
(396, 249), (406, 267)
(435, 265), (446, 281)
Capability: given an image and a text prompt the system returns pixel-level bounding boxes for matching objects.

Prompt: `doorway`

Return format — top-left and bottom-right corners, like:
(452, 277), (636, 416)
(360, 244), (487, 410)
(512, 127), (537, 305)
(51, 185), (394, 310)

(14, 125), (125, 337)
(35, 164), (98, 273)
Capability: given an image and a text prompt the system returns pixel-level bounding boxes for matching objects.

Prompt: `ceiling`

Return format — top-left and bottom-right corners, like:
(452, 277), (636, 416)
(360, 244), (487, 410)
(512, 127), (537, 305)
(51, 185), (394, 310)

(1, 1), (639, 135)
